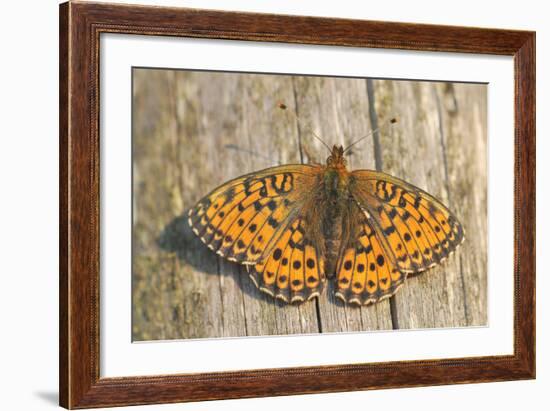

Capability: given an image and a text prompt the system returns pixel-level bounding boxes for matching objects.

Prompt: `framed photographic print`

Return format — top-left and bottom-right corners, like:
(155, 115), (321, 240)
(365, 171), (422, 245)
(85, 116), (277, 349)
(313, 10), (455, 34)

(59, 1), (535, 409)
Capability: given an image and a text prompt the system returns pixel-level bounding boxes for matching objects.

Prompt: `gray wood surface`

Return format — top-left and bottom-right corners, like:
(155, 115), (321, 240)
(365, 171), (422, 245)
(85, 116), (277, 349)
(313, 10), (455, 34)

(132, 69), (487, 341)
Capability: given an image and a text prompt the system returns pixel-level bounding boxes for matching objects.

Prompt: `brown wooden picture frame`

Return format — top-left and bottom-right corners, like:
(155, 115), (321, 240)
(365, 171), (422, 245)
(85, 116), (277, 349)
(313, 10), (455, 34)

(59, 1), (535, 409)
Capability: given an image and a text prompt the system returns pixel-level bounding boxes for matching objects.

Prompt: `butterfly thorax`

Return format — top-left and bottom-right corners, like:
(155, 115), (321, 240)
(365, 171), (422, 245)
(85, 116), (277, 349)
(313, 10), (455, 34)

(324, 145), (350, 196)
(322, 145), (351, 276)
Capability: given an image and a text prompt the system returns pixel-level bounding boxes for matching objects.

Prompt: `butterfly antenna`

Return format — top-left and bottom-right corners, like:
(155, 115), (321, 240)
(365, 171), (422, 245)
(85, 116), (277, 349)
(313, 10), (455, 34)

(224, 144), (281, 165)
(278, 103), (332, 152)
(343, 117), (398, 154)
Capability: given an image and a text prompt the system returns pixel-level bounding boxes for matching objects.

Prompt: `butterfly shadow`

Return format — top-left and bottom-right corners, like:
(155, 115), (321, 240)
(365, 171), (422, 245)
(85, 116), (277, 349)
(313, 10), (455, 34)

(157, 210), (286, 306)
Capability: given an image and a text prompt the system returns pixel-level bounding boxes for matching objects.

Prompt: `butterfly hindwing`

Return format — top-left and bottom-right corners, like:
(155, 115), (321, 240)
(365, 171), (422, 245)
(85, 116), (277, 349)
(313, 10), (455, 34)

(248, 217), (326, 303)
(335, 201), (405, 305)
(349, 170), (465, 275)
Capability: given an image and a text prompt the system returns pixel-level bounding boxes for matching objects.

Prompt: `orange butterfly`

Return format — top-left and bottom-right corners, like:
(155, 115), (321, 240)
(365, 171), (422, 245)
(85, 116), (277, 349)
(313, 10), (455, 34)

(188, 117), (464, 306)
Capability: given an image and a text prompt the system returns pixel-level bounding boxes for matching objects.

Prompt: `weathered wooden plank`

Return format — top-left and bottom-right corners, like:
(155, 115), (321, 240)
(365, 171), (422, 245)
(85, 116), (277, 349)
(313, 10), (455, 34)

(435, 83), (488, 326)
(369, 79), (486, 329)
(224, 73), (320, 337)
(134, 70), (326, 340)
(132, 70), (487, 341)
(134, 70), (226, 340)
(370, 79), (461, 329)
(290, 76), (393, 333)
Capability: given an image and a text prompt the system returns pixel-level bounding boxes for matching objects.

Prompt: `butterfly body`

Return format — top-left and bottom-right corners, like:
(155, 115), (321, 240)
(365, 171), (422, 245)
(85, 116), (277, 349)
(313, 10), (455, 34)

(319, 146), (352, 277)
(188, 145), (464, 305)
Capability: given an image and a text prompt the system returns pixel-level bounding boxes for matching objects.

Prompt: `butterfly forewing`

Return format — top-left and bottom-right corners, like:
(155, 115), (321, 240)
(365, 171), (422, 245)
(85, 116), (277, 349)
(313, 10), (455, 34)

(188, 164), (324, 263)
(350, 170), (465, 274)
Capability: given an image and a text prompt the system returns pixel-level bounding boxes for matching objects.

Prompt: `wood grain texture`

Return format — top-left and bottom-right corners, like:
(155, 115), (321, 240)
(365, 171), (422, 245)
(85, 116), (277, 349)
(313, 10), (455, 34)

(59, 2), (535, 408)
(131, 70), (487, 340)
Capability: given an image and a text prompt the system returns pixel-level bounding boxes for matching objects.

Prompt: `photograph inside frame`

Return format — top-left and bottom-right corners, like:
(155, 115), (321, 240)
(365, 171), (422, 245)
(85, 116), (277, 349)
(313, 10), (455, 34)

(131, 68), (487, 341)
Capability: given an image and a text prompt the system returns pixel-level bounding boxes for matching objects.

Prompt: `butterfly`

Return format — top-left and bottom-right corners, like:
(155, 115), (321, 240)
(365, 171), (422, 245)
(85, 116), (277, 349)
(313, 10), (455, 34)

(188, 119), (464, 306)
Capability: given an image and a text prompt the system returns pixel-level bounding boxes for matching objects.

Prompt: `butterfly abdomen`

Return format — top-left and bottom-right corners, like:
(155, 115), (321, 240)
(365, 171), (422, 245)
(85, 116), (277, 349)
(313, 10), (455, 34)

(323, 208), (343, 278)
(321, 168), (350, 277)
